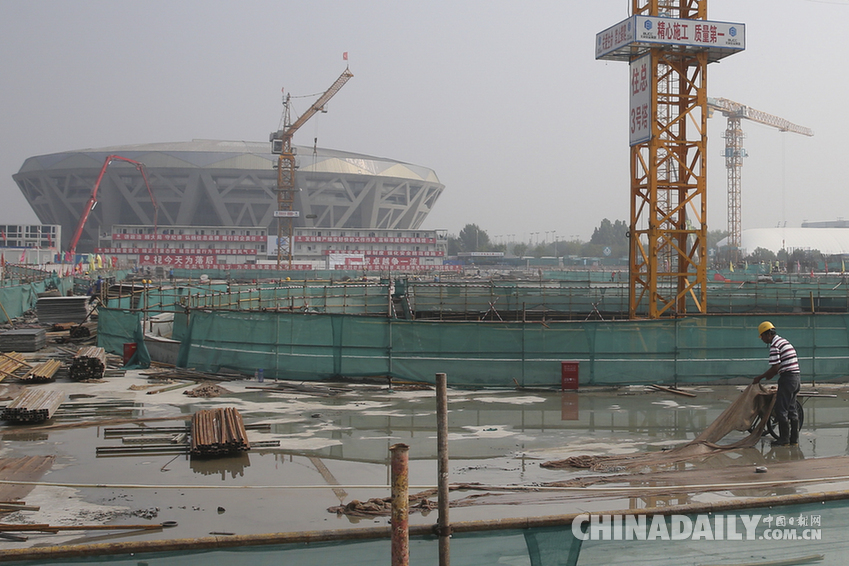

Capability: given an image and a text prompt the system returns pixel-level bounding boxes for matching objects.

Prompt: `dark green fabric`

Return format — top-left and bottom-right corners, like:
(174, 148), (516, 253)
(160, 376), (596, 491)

(96, 308), (151, 368)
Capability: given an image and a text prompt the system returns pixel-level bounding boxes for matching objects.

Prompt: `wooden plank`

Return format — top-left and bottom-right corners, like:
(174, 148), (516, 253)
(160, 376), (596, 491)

(649, 384), (697, 398)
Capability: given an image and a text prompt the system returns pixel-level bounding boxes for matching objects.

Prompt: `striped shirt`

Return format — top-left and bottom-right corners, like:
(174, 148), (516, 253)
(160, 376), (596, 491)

(768, 334), (800, 374)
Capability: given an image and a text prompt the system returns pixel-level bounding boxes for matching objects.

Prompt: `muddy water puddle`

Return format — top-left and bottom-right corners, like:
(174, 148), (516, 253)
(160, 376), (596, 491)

(2, 378), (848, 547)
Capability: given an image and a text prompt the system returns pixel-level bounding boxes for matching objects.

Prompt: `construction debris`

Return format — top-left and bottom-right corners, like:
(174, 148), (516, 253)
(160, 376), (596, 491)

(190, 407), (250, 457)
(141, 367), (246, 383)
(184, 382), (230, 398)
(2, 388), (66, 423)
(328, 489), (439, 517)
(69, 346), (106, 381)
(0, 329), (47, 352)
(649, 383), (697, 398)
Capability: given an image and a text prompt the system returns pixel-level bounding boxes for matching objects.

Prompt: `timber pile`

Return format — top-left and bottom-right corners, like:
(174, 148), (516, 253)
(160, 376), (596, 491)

(190, 407), (250, 457)
(0, 329), (47, 352)
(69, 346), (106, 381)
(2, 389), (66, 423)
(20, 360), (63, 383)
(0, 352), (28, 382)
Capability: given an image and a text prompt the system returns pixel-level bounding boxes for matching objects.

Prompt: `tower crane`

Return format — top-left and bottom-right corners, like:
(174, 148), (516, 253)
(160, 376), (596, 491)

(270, 68), (353, 267)
(707, 97), (813, 262)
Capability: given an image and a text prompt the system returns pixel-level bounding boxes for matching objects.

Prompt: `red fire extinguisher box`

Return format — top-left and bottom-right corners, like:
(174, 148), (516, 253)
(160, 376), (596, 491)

(560, 361), (579, 390)
(123, 343), (138, 366)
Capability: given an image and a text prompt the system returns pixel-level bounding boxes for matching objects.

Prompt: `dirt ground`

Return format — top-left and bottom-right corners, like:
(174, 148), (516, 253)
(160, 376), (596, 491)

(2, 366), (849, 550)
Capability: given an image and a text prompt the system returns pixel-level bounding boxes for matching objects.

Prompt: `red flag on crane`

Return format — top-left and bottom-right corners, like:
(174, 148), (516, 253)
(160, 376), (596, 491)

(343, 52), (348, 61)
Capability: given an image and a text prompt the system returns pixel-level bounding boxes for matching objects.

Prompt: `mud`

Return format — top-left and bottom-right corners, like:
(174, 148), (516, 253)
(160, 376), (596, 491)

(1, 375), (848, 549)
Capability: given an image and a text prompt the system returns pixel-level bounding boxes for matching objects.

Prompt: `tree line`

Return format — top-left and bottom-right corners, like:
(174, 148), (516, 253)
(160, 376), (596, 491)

(449, 222), (835, 272)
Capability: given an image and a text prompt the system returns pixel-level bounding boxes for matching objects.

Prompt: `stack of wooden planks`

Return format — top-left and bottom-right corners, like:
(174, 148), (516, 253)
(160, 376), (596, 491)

(0, 329), (47, 352)
(2, 389), (66, 423)
(190, 407), (250, 457)
(0, 352), (28, 382)
(69, 346), (106, 381)
(20, 360), (63, 383)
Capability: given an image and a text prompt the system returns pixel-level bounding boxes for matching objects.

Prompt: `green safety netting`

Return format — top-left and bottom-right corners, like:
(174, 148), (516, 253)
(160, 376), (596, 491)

(0, 276), (73, 320)
(96, 308), (150, 368)
(92, 305), (849, 387)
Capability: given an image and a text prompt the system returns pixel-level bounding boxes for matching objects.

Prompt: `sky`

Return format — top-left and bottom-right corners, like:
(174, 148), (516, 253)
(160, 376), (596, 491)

(0, 0), (846, 244)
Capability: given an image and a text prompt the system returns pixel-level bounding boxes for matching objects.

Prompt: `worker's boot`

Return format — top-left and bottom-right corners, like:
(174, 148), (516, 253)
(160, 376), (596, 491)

(789, 418), (800, 446)
(771, 420), (790, 446)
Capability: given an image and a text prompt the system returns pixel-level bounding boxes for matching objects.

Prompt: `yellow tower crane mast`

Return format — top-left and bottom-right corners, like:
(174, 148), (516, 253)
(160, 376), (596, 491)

(596, 1), (747, 318)
(270, 68), (353, 268)
(707, 97), (813, 263)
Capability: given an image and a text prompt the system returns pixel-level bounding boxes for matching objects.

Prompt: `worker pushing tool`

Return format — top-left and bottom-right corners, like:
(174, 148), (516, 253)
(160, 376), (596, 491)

(753, 321), (801, 446)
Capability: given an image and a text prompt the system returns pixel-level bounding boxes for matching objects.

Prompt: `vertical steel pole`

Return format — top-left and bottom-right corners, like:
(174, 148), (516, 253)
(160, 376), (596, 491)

(390, 443), (409, 566)
(436, 372), (451, 565)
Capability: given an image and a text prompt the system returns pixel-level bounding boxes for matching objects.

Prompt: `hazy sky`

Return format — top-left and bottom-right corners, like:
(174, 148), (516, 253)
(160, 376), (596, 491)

(1, 0), (846, 243)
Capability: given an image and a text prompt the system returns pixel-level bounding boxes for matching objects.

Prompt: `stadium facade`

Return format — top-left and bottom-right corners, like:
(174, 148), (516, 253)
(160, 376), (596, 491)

(13, 140), (445, 253)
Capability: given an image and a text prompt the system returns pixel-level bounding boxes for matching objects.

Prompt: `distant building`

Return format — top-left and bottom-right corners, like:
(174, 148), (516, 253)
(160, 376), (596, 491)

(97, 225), (268, 270)
(801, 219), (849, 229)
(0, 224), (60, 250)
(717, 227), (849, 256)
(289, 227), (451, 271)
(97, 225), (456, 272)
(14, 140), (445, 253)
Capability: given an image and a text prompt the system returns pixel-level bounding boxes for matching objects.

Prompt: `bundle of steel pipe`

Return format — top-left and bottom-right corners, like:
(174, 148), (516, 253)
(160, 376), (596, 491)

(21, 360), (63, 383)
(190, 407), (250, 457)
(2, 388), (66, 423)
(69, 346), (106, 381)
(0, 352), (27, 381)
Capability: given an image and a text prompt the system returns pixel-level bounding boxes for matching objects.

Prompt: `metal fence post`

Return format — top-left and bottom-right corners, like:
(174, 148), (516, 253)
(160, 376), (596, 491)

(436, 372), (451, 565)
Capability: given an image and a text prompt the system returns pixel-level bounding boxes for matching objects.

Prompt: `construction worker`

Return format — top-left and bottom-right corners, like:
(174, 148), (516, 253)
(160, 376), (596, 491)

(753, 321), (801, 446)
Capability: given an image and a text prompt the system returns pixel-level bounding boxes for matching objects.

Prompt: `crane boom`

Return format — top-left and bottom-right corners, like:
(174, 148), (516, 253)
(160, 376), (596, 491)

(270, 68), (353, 267)
(708, 97), (813, 136)
(68, 155), (158, 258)
(285, 69), (353, 139)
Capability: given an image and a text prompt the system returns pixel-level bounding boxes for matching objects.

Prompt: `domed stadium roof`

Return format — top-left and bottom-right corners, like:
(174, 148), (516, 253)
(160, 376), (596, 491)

(14, 140), (444, 252)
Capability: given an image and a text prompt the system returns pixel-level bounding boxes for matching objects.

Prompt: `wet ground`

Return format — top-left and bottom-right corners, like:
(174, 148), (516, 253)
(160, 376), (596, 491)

(2, 374), (849, 549)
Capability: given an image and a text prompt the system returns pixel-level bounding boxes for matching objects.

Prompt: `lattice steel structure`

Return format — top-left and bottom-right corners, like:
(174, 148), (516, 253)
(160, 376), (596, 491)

(707, 97), (814, 264)
(597, 1), (745, 318)
(13, 140), (444, 253)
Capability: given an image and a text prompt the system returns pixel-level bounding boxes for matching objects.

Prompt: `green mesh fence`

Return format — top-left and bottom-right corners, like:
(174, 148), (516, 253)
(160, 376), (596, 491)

(405, 279), (849, 317)
(92, 308), (846, 387)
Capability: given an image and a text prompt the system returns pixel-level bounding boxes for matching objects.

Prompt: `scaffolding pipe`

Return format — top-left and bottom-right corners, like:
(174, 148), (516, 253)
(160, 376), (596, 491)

(436, 373), (451, 566)
(390, 443), (409, 566)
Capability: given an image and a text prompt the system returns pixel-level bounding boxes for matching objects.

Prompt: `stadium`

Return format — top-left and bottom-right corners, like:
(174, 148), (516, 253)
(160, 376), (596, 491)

(13, 140), (445, 252)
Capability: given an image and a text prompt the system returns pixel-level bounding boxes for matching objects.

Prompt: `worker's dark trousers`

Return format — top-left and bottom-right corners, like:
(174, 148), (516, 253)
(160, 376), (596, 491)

(775, 372), (801, 422)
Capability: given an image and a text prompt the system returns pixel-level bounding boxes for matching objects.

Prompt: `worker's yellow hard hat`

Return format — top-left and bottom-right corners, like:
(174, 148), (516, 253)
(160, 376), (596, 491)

(758, 321), (775, 335)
